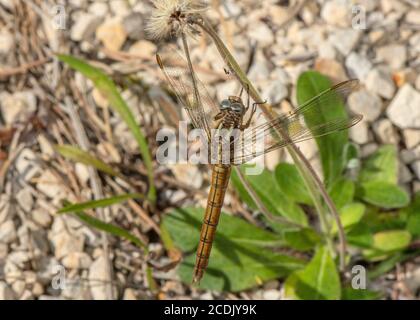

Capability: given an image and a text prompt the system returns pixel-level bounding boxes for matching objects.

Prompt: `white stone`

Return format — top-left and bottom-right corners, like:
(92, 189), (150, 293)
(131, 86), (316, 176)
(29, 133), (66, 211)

(96, 18), (127, 51)
(123, 12), (145, 40)
(376, 44), (407, 70)
(31, 209), (52, 228)
(263, 289), (282, 300)
(365, 68), (396, 99)
(262, 79), (288, 105)
(88, 2), (109, 16)
(248, 22), (274, 48)
(412, 161), (420, 180)
(16, 188), (33, 213)
(15, 148), (39, 181)
(403, 129), (420, 149)
(36, 170), (66, 200)
(0, 220), (16, 244)
(70, 13), (102, 42)
(350, 119), (369, 144)
(0, 282), (15, 300)
(0, 29), (14, 56)
(0, 91), (37, 125)
(406, 10), (420, 24)
(387, 84), (420, 129)
(345, 53), (372, 80)
(62, 252), (93, 269)
(321, 0), (352, 27)
(348, 89), (382, 122)
(373, 119), (398, 144)
(89, 254), (112, 300)
(329, 29), (360, 55)
(399, 163), (413, 184)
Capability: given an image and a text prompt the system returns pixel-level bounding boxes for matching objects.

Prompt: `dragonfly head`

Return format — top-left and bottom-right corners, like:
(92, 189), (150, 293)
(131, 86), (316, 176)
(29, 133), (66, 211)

(219, 97), (245, 115)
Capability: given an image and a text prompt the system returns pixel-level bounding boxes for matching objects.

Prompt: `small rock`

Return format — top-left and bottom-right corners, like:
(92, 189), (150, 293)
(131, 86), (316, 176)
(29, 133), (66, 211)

(70, 13), (102, 42)
(314, 58), (347, 83)
(0, 282), (15, 300)
(248, 22), (274, 48)
(365, 68), (396, 99)
(329, 29), (360, 55)
(321, 0), (351, 27)
(373, 119), (398, 144)
(387, 84), (420, 129)
(401, 149), (416, 164)
(129, 40), (157, 58)
(403, 129), (420, 149)
(361, 143), (378, 158)
(75, 163), (90, 185)
(123, 288), (137, 300)
(0, 91), (37, 125)
(16, 188), (33, 213)
(412, 161), (420, 180)
(0, 220), (17, 244)
(123, 12), (145, 40)
(393, 69), (417, 88)
(345, 52), (372, 80)
(49, 221), (85, 259)
(11, 280), (25, 298)
(376, 44), (407, 70)
(262, 79), (288, 105)
(15, 148), (40, 181)
(36, 170), (66, 200)
(169, 164), (203, 189)
(263, 289), (281, 300)
(348, 89), (382, 122)
(0, 242), (8, 260)
(62, 252), (92, 269)
(32, 209), (52, 228)
(350, 119), (370, 144)
(399, 163), (413, 184)
(405, 10), (420, 24)
(89, 254), (113, 300)
(88, 2), (108, 16)
(0, 29), (14, 57)
(96, 18), (127, 51)
(110, 0), (130, 16)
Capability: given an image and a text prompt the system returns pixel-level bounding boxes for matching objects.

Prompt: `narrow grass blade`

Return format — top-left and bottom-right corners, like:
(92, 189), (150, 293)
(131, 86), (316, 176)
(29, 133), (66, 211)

(58, 193), (145, 214)
(57, 54), (156, 202)
(55, 144), (122, 178)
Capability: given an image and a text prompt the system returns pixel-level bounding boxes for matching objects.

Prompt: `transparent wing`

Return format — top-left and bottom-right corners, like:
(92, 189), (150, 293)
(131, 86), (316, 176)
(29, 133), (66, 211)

(230, 80), (363, 164)
(156, 53), (220, 141)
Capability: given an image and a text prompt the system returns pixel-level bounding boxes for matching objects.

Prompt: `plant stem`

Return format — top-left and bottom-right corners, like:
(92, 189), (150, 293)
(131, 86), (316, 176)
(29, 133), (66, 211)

(196, 17), (346, 271)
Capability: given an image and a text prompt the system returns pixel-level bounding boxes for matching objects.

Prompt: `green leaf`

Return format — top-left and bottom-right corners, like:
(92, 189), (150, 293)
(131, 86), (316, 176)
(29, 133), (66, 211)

(363, 230), (412, 260)
(284, 246), (341, 300)
(60, 205), (146, 250)
(162, 208), (304, 292)
(231, 166), (308, 226)
(359, 145), (397, 184)
(357, 181), (410, 209)
(57, 54), (155, 202)
(297, 71), (350, 187)
(329, 178), (355, 209)
(406, 192), (420, 237)
(331, 202), (365, 234)
(58, 193), (144, 214)
(342, 287), (382, 300)
(274, 163), (312, 206)
(346, 224), (374, 248)
(55, 145), (122, 178)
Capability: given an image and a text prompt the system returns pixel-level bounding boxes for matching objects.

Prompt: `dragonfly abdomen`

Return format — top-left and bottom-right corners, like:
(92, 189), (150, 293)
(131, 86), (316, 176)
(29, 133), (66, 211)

(193, 164), (232, 283)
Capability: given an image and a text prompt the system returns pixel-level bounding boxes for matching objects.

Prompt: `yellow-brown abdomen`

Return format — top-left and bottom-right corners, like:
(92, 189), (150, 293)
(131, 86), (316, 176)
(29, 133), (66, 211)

(193, 164), (231, 283)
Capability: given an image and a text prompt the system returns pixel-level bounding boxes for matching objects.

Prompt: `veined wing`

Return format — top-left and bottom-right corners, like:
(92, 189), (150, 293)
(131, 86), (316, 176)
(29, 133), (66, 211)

(230, 80), (363, 164)
(156, 53), (219, 141)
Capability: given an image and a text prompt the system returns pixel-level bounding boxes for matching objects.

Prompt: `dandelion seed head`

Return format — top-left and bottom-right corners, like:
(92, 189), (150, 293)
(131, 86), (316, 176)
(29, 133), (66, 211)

(146, 0), (208, 40)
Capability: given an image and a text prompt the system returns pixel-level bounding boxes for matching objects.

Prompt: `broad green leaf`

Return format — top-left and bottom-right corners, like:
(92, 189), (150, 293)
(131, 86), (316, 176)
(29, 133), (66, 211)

(58, 193), (144, 213)
(283, 228), (321, 251)
(57, 54), (155, 202)
(363, 230), (411, 260)
(346, 224), (374, 248)
(357, 181), (410, 209)
(331, 202), (365, 234)
(60, 206), (146, 250)
(55, 145), (122, 178)
(162, 208), (304, 291)
(342, 287), (382, 300)
(284, 246), (341, 300)
(231, 166), (308, 226)
(297, 71), (349, 187)
(406, 192), (420, 237)
(274, 163), (312, 206)
(329, 178), (355, 209)
(359, 145), (397, 184)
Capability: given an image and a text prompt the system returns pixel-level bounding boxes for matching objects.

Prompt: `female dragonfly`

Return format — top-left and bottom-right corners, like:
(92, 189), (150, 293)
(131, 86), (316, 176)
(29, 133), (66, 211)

(156, 53), (362, 283)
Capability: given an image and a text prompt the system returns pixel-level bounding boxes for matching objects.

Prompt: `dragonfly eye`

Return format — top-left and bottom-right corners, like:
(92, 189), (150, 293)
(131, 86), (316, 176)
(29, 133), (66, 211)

(230, 102), (244, 114)
(220, 100), (231, 110)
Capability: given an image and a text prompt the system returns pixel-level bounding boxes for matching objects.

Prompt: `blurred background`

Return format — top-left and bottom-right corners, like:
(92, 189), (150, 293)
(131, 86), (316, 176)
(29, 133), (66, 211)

(0, 0), (419, 300)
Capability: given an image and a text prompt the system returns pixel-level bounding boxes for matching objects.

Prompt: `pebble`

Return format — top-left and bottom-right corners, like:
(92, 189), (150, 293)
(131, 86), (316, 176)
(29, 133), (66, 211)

(96, 18), (127, 51)
(36, 170), (66, 201)
(16, 188), (33, 213)
(123, 288), (137, 300)
(345, 53), (372, 80)
(129, 40), (157, 58)
(0, 29), (14, 57)
(0, 220), (17, 244)
(248, 22), (274, 48)
(329, 29), (360, 55)
(261, 79), (288, 105)
(70, 13), (102, 42)
(412, 161), (420, 180)
(373, 118), (399, 144)
(399, 163), (413, 184)
(376, 44), (407, 70)
(0, 91), (37, 125)
(123, 12), (145, 40)
(88, 2), (108, 16)
(89, 254), (112, 300)
(0, 282), (15, 300)
(387, 84), (420, 129)
(405, 10), (420, 24)
(403, 129), (420, 149)
(263, 289), (282, 300)
(321, 0), (351, 27)
(314, 58), (347, 83)
(350, 120), (370, 144)
(49, 225), (85, 259)
(62, 252), (93, 269)
(348, 89), (382, 122)
(365, 68), (396, 99)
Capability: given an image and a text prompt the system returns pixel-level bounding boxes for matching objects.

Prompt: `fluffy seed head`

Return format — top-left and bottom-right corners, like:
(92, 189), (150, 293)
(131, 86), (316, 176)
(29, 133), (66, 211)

(146, 0), (208, 40)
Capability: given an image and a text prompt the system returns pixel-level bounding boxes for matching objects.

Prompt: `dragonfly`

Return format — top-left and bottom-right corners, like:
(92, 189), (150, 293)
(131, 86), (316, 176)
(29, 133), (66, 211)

(156, 53), (363, 284)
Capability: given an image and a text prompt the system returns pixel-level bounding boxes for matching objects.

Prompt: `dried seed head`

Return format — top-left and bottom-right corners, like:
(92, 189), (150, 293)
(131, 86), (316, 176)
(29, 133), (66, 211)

(146, 0), (208, 40)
